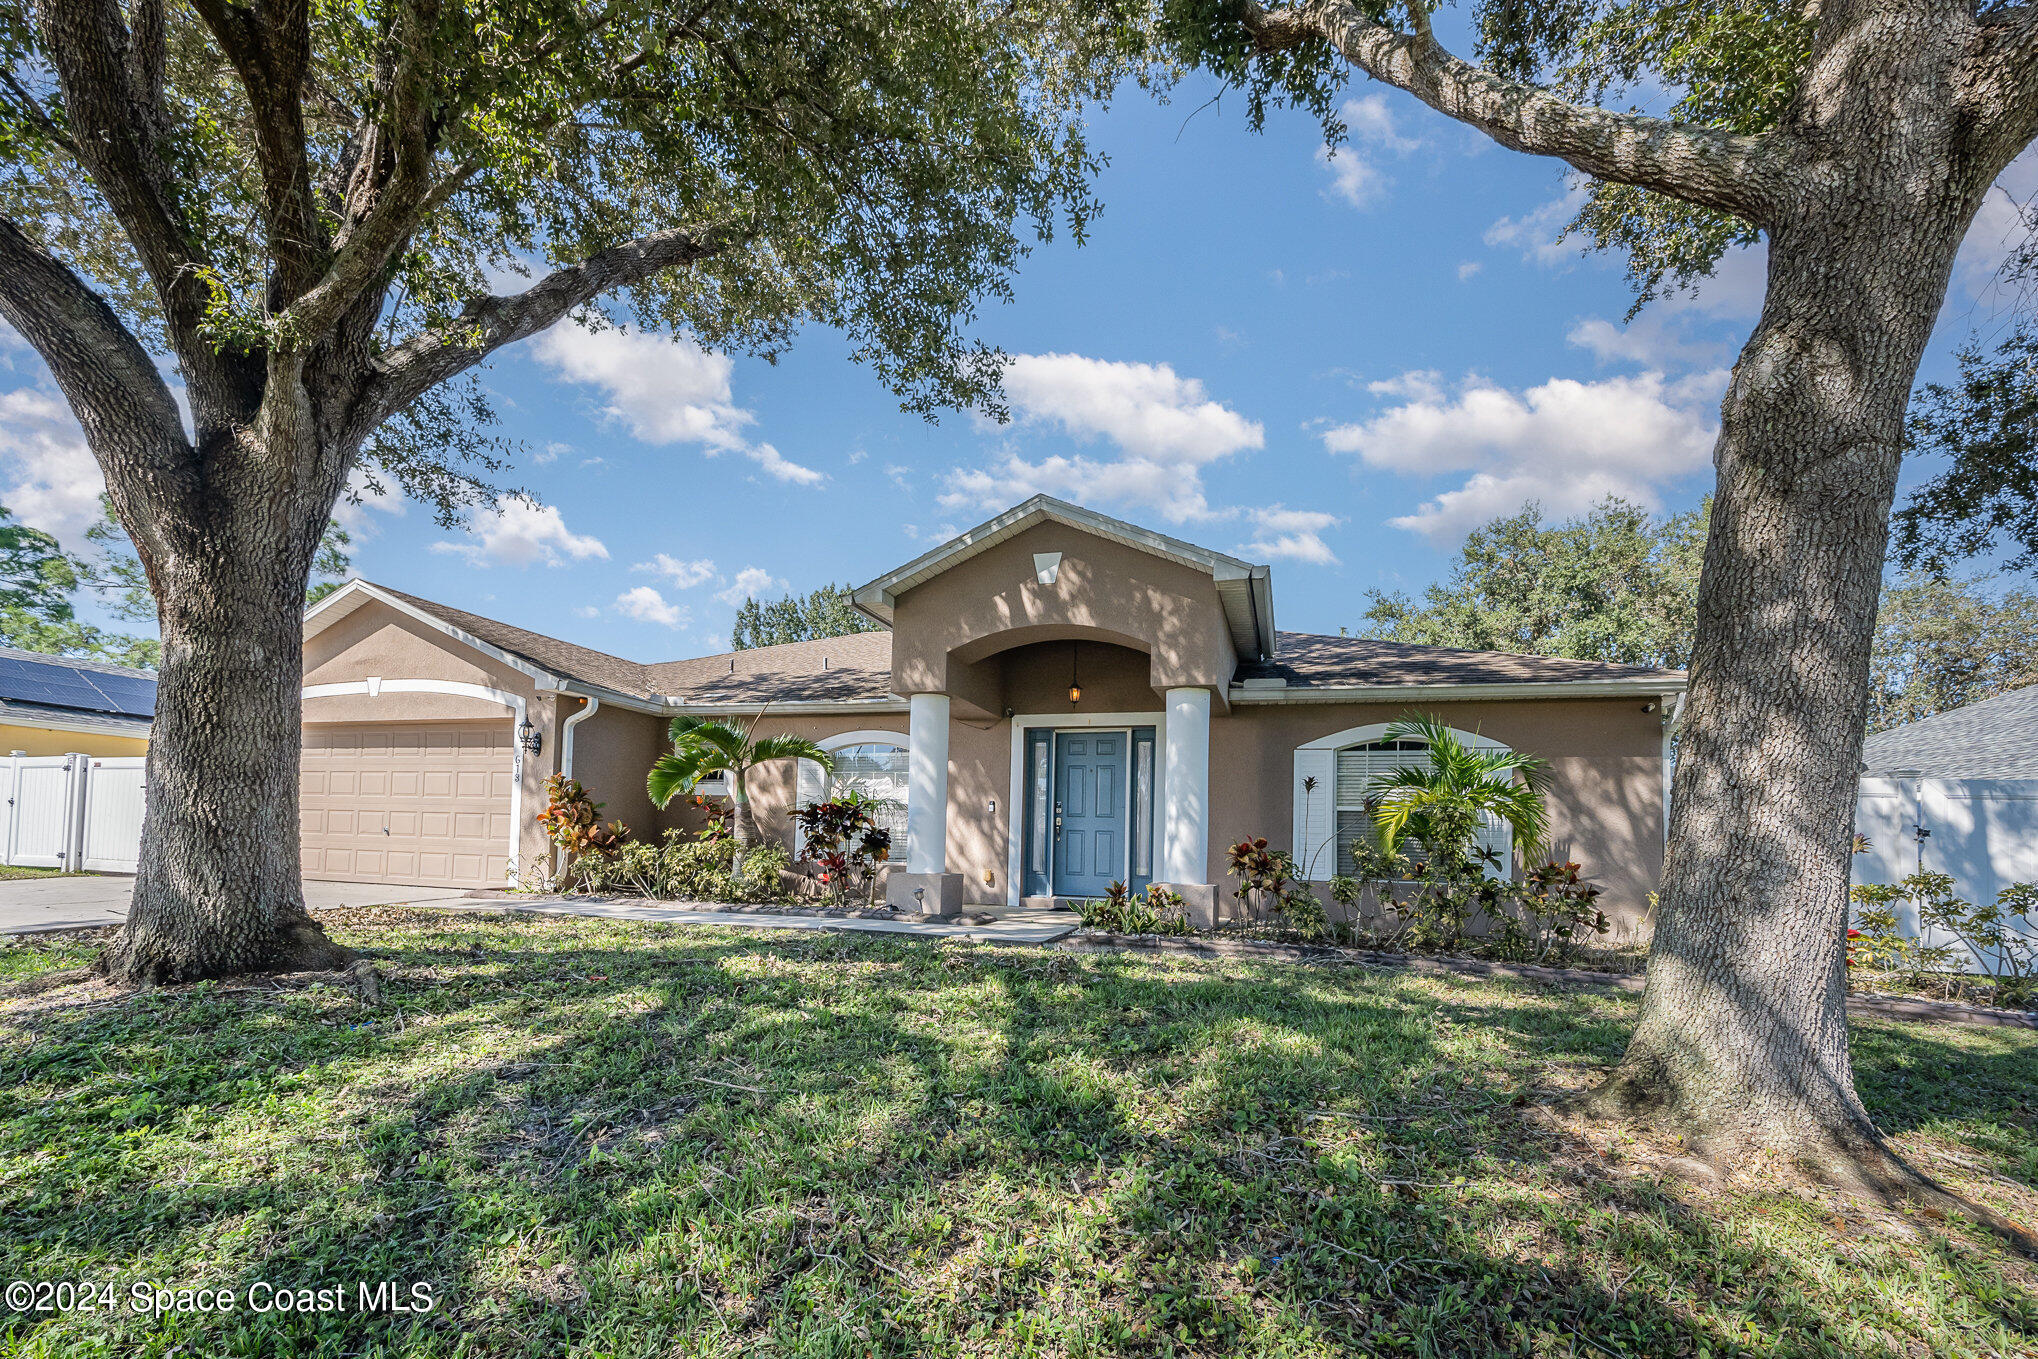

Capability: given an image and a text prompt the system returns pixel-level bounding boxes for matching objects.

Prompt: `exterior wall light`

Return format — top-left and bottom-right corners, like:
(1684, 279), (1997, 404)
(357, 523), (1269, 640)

(517, 719), (542, 755)
(1068, 641), (1081, 705)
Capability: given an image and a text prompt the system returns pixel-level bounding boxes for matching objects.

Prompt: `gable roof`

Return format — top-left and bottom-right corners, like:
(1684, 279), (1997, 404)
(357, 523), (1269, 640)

(305, 578), (1681, 710)
(850, 495), (1278, 661)
(645, 631), (893, 704)
(1860, 684), (2038, 780)
(305, 579), (898, 710)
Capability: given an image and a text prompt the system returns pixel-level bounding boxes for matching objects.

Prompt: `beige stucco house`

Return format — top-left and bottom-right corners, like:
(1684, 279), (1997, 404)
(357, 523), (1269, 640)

(299, 496), (1684, 926)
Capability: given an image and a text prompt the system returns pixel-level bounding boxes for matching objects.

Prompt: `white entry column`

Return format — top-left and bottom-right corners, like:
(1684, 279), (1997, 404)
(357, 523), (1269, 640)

(1161, 686), (1212, 884)
(906, 692), (950, 874)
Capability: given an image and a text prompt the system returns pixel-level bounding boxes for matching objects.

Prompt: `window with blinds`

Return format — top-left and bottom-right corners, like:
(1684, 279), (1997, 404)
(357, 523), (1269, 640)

(826, 742), (910, 861)
(1334, 739), (1511, 876)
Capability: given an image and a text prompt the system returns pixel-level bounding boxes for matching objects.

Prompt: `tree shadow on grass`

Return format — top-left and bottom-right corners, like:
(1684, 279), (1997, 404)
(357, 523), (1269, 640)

(2, 920), (2035, 1356)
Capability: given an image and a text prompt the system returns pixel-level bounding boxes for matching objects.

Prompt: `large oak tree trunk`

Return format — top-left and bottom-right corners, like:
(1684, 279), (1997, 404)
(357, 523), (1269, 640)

(1592, 109), (1998, 1170)
(97, 448), (356, 985)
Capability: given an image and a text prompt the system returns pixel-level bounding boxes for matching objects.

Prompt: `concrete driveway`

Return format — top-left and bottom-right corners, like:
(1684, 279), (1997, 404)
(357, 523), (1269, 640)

(0, 875), (474, 936)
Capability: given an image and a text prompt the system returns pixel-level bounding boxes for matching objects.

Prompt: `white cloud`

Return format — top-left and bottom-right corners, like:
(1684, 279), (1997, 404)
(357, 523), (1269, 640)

(431, 496), (610, 567)
(1659, 244), (1768, 320)
(574, 605), (600, 618)
(614, 585), (686, 628)
(1242, 506), (1341, 565)
(532, 441), (572, 465)
(635, 553), (718, 589)
(1320, 95), (1425, 210)
(716, 565), (786, 607)
(531, 323), (823, 485)
(1567, 314), (1722, 368)
(1566, 244), (1767, 370)
(1323, 369), (1722, 540)
(1322, 147), (1389, 210)
(941, 352), (1263, 522)
(746, 442), (826, 486)
(1365, 370), (1447, 403)
(1343, 93), (1424, 154)
(1457, 261), (1483, 282)
(1484, 186), (1590, 267)
(0, 385), (102, 545)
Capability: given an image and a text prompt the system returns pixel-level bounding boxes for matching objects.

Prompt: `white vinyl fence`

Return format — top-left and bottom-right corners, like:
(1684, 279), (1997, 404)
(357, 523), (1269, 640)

(2, 754), (146, 873)
(1855, 776), (2038, 968)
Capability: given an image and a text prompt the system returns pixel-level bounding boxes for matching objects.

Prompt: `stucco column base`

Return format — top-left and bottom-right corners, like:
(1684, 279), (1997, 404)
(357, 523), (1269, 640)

(1160, 882), (1220, 931)
(888, 871), (966, 917)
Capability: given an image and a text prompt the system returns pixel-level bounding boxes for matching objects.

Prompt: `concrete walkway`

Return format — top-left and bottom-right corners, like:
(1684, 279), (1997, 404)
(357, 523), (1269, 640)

(0, 875), (473, 936)
(434, 896), (1081, 945)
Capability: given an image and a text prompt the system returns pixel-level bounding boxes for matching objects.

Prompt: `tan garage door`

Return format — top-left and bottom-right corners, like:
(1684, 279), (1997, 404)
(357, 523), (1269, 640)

(301, 722), (514, 887)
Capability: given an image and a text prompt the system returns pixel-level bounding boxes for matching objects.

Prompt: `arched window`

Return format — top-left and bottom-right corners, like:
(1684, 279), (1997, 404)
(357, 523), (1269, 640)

(827, 742), (910, 854)
(1334, 738), (1513, 875)
(797, 732), (910, 862)
(1293, 722), (1518, 881)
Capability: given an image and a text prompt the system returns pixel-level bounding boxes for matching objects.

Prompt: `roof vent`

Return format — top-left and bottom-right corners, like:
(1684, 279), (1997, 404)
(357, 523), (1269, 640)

(823, 656), (830, 669)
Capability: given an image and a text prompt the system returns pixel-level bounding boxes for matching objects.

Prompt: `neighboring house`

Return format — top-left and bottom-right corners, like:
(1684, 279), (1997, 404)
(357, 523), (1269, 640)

(1857, 684), (2038, 922)
(299, 496), (1685, 924)
(0, 647), (154, 757)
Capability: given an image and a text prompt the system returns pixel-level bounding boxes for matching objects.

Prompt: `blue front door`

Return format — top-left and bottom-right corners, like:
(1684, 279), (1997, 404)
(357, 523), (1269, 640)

(1053, 731), (1127, 898)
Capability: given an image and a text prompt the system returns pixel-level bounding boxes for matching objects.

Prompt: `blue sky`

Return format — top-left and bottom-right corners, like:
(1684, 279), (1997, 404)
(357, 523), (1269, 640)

(4, 56), (2032, 661)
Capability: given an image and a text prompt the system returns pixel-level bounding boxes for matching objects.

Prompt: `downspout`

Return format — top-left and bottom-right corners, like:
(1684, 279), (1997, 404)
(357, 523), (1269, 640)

(1661, 691), (1685, 845)
(556, 695), (600, 876)
(560, 694), (600, 781)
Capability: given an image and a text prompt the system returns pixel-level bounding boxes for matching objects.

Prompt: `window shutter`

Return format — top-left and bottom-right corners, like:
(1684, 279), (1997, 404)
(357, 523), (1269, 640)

(1293, 748), (1336, 880)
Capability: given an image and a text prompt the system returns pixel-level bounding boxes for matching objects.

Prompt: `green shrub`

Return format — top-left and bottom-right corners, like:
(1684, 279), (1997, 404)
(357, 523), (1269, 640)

(1851, 872), (2038, 1006)
(1276, 887), (1330, 942)
(577, 830), (791, 904)
(1077, 882), (1191, 936)
(1332, 841), (1608, 963)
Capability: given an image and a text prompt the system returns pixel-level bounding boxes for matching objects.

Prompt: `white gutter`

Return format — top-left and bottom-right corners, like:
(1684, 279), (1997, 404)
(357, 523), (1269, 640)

(664, 698), (910, 716)
(1229, 677), (1687, 704)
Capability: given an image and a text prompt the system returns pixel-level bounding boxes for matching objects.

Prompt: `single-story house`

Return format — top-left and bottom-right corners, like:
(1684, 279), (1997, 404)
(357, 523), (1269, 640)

(0, 647), (154, 757)
(1856, 683), (2038, 923)
(299, 496), (1685, 926)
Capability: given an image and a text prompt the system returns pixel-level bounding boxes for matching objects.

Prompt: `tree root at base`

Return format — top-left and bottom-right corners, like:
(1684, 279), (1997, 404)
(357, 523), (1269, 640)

(93, 912), (364, 990)
(1556, 1078), (2038, 1259)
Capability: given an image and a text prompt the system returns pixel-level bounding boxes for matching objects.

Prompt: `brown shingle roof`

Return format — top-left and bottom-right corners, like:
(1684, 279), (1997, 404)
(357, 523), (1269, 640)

(1242, 631), (1682, 689)
(645, 631), (895, 704)
(378, 586), (1676, 703)
(381, 586), (897, 704)
(378, 586), (657, 697)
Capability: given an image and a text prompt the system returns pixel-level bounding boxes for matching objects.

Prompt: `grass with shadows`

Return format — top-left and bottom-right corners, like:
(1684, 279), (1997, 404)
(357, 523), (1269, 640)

(1, 909), (2033, 1357)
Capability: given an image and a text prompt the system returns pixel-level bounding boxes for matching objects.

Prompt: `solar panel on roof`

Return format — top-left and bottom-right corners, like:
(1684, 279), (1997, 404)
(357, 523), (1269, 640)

(80, 673), (157, 717)
(0, 655), (156, 716)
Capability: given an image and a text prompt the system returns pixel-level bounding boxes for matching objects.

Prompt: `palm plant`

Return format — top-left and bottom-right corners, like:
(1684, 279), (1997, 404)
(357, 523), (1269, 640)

(1368, 713), (1548, 866)
(648, 714), (832, 871)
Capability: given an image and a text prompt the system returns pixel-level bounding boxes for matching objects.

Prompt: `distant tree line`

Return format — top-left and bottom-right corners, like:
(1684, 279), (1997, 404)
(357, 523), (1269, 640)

(0, 497), (351, 669)
(1361, 496), (2038, 733)
(731, 583), (881, 650)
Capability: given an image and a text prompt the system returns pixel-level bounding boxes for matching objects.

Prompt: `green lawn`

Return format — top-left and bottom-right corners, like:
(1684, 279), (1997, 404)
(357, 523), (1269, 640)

(1, 911), (2033, 1358)
(0, 865), (61, 882)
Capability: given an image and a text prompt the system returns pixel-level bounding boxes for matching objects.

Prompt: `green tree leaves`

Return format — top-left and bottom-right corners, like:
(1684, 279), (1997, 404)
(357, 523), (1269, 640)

(1360, 496), (1707, 669)
(1895, 326), (2038, 574)
(731, 583), (879, 650)
(1869, 571), (2038, 732)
